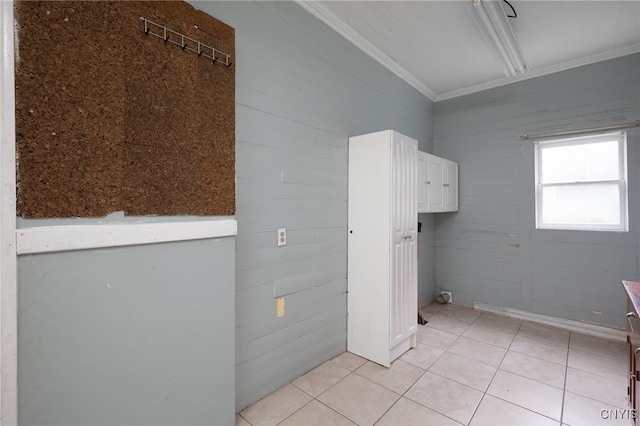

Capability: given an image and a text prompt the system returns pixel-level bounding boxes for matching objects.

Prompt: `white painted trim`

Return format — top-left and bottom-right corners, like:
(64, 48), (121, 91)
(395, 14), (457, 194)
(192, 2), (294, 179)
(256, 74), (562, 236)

(295, 1), (640, 103)
(474, 302), (627, 342)
(16, 219), (237, 255)
(0, 0), (18, 423)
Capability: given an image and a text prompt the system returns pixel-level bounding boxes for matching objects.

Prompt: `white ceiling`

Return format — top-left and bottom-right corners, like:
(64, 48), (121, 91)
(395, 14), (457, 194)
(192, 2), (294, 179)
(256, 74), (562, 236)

(296, 1), (640, 102)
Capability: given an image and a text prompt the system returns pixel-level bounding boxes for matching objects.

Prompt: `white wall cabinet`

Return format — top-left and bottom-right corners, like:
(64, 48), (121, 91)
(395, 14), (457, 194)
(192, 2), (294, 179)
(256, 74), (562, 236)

(418, 151), (458, 213)
(347, 130), (418, 367)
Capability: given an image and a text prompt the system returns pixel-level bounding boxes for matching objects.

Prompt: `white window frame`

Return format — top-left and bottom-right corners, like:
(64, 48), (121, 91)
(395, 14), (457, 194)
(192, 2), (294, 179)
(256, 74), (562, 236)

(534, 131), (628, 232)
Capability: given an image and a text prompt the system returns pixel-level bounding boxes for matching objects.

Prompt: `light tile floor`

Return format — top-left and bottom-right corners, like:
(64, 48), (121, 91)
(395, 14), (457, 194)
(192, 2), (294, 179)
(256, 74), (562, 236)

(236, 303), (633, 426)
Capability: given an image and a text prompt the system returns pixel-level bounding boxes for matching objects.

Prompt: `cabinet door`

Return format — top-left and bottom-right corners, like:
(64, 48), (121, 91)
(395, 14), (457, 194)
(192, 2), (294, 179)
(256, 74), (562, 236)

(628, 306), (640, 417)
(417, 151), (428, 213)
(634, 345), (639, 415)
(427, 155), (445, 212)
(629, 306), (640, 416)
(444, 160), (458, 212)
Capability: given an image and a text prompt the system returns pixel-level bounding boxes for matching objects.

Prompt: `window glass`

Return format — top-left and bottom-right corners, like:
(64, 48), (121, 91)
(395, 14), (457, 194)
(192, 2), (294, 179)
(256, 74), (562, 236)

(535, 131), (627, 231)
(541, 183), (621, 226)
(539, 140), (619, 184)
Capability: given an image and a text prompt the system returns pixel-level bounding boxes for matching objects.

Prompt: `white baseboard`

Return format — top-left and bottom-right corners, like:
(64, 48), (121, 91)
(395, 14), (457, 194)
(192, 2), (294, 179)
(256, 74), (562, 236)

(474, 302), (627, 343)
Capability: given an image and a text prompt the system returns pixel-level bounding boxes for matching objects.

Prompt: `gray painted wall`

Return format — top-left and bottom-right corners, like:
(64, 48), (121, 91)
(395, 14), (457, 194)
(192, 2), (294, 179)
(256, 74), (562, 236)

(18, 237), (236, 425)
(25, 1), (636, 419)
(433, 54), (640, 329)
(188, 1), (434, 411)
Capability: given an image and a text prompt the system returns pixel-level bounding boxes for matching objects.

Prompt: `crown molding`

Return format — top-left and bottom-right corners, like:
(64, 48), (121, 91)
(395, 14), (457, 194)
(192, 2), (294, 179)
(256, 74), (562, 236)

(295, 0), (438, 102)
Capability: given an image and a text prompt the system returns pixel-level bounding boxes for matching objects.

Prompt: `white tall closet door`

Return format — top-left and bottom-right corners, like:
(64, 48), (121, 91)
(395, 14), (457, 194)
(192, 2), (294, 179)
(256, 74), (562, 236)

(404, 140), (418, 339)
(390, 135), (404, 348)
(390, 134), (418, 349)
(390, 136), (404, 262)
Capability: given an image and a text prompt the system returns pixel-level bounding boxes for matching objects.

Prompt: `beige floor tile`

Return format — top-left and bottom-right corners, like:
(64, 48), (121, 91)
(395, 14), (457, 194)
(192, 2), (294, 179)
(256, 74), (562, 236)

(421, 311), (435, 322)
(292, 361), (351, 397)
(354, 359), (425, 394)
(518, 321), (570, 347)
(469, 394), (559, 426)
(437, 304), (482, 323)
(376, 397), (463, 426)
(278, 400), (356, 426)
(426, 315), (472, 335)
(565, 367), (628, 408)
(462, 323), (516, 348)
(238, 384), (313, 426)
(473, 312), (523, 335)
(500, 351), (566, 388)
(236, 414), (251, 426)
(405, 371), (484, 425)
(447, 335), (507, 367)
(569, 333), (627, 361)
(429, 351), (497, 391)
(487, 370), (563, 421)
(563, 391), (633, 426)
(510, 334), (569, 365)
(399, 342), (445, 369)
(416, 325), (459, 350)
(424, 302), (446, 314)
(317, 373), (400, 426)
(331, 352), (368, 371)
(567, 348), (627, 380)
(237, 319), (633, 426)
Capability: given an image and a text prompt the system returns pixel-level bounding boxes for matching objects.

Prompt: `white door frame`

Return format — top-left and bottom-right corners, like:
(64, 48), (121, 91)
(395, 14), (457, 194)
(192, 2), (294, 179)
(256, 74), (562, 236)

(1, 1), (18, 424)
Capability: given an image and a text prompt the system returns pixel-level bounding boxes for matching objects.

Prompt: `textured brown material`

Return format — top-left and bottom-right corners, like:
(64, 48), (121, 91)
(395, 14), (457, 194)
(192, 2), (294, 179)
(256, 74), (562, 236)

(15, 1), (235, 217)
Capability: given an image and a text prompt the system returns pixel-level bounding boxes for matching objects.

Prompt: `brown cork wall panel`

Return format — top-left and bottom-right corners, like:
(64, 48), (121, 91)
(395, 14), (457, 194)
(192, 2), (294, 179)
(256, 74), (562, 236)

(15, 1), (235, 217)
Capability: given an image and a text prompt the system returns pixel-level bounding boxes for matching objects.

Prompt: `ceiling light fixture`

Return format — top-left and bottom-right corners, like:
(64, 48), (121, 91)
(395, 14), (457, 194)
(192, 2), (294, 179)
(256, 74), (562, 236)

(467, 0), (528, 77)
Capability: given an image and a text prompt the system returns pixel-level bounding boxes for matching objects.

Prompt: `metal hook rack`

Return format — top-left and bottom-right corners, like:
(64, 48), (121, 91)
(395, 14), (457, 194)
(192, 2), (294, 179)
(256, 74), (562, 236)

(140, 17), (232, 68)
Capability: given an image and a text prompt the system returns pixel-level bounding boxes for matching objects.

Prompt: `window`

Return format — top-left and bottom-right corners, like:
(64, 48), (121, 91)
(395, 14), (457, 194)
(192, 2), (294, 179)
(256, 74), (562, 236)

(535, 131), (628, 231)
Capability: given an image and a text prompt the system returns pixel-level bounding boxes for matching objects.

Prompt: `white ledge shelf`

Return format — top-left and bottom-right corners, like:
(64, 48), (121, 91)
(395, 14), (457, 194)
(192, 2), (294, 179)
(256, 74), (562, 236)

(16, 219), (237, 255)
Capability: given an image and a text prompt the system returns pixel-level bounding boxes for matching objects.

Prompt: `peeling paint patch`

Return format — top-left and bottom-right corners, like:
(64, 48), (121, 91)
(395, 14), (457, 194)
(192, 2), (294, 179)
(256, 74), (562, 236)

(276, 297), (285, 318)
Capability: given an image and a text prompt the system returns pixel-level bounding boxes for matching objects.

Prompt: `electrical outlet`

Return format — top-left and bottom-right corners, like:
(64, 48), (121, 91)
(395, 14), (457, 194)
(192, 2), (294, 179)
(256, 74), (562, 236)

(441, 291), (452, 303)
(277, 228), (287, 246)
